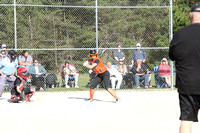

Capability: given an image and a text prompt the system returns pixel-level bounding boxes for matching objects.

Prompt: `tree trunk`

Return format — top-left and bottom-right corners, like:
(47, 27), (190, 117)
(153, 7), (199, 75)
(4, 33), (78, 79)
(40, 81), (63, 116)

(53, 17), (58, 72)
(29, 15), (33, 48)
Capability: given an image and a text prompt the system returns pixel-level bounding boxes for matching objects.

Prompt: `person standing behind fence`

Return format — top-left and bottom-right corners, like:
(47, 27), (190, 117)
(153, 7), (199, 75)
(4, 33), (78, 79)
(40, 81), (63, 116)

(169, 2), (200, 133)
(0, 50), (18, 97)
(18, 50), (33, 70)
(131, 43), (146, 65)
(113, 45), (125, 65)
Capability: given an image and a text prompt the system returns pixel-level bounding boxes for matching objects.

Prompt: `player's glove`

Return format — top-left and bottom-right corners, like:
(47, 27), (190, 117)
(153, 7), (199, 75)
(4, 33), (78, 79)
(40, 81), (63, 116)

(83, 61), (89, 66)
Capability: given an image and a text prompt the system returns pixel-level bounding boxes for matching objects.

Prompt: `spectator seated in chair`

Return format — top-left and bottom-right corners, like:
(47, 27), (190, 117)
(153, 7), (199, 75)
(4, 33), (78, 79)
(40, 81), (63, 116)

(63, 61), (79, 88)
(130, 58), (149, 88)
(117, 59), (130, 88)
(107, 62), (122, 90)
(27, 59), (47, 91)
(158, 58), (171, 88)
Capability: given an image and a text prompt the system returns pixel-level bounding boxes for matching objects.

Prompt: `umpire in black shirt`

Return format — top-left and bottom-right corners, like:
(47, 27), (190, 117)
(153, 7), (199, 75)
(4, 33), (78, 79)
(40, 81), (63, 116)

(169, 2), (200, 133)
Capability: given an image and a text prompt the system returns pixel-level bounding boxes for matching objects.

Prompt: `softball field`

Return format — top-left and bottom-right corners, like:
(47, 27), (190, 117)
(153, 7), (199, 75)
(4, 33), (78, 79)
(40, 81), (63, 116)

(0, 90), (200, 133)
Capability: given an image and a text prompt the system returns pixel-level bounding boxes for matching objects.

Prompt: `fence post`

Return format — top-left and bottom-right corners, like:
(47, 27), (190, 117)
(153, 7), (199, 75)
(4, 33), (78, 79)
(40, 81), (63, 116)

(170, 0), (173, 90)
(14, 0), (17, 49)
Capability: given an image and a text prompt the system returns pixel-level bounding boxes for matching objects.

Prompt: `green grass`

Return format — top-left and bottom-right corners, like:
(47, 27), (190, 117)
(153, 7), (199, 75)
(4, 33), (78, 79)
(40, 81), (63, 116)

(51, 73), (90, 91)
(44, 73), (176, 92)
(3, 73), (176, 93)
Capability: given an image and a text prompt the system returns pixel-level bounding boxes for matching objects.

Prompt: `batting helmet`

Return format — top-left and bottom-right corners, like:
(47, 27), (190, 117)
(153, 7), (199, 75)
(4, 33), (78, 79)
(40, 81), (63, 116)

(89, 49), (97, 56)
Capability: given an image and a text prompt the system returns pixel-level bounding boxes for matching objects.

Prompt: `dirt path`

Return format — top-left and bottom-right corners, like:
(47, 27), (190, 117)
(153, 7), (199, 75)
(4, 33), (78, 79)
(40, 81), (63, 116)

(0, 90), (200, 133)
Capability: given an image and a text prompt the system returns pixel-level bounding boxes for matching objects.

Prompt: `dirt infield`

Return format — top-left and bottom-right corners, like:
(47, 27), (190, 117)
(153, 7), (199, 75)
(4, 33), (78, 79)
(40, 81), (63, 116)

(1, 90), (200, 133)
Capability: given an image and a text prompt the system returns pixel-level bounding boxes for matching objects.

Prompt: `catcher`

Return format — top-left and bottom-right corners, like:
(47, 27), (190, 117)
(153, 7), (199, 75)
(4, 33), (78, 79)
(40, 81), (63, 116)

(11, 67), (35, 103)
(83, 49), (120, 103)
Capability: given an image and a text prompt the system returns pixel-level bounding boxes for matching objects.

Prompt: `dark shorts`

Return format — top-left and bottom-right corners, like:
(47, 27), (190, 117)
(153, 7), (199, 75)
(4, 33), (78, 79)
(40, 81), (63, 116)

(179, 94), (200, 122)
(90, 70), (110, 90)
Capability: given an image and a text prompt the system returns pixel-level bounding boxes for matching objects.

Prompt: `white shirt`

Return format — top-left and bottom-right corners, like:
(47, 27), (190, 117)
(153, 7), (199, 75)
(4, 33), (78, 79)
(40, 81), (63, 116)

(107, 66), (122, 78)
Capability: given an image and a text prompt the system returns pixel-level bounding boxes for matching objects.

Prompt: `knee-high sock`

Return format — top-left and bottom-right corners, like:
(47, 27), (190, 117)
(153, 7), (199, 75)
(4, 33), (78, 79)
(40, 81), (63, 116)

(90, 89), (95, 100)
(107, 88), (118, 99)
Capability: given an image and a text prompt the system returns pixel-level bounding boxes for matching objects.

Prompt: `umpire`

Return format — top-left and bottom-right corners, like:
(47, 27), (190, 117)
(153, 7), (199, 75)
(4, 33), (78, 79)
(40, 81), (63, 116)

(169, 2), (200, 133)
(0, 50), (18, 97)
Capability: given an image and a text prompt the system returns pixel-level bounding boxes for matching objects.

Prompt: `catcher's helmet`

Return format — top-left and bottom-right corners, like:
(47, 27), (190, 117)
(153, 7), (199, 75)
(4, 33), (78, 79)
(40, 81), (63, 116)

(89, 49), (97, 56)
(18, 67), (28, 79)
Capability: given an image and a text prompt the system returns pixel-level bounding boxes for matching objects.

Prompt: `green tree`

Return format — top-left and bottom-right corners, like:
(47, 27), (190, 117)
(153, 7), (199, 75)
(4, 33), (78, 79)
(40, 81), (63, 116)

(172, 0), (200, 32)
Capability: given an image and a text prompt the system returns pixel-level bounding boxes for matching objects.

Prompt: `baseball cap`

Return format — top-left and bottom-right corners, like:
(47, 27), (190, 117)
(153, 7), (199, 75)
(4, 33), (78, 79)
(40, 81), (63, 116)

(191, 2), (200, 12)
(162, 58), (167, 62)
(136, 43), (141, 47)
(2, 44), (6, 48)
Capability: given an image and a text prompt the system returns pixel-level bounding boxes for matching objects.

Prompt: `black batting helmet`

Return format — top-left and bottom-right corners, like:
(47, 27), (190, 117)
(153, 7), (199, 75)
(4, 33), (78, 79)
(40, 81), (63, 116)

(89, 49), (97, 56)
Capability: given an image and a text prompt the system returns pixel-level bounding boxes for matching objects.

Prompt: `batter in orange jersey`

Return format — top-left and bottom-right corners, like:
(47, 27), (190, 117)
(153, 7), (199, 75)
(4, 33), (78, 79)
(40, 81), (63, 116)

(83, 49), (120, 103)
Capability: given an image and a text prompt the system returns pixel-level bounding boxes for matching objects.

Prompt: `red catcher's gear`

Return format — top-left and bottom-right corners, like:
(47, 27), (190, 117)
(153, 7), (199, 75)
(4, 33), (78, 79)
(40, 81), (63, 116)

(90, 56), (107, 74)
(18, 67), (28, 79)
(89, 49), (97, 56)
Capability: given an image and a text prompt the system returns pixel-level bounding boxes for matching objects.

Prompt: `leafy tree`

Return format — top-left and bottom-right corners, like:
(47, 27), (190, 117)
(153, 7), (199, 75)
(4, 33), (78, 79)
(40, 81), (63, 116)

(172, 0), (199, 32)
(0, 0), (196, 72)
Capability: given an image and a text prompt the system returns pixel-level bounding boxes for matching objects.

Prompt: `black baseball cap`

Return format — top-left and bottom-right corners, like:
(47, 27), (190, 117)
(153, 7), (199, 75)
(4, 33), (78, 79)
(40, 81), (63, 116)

(191, 2), (200, 12)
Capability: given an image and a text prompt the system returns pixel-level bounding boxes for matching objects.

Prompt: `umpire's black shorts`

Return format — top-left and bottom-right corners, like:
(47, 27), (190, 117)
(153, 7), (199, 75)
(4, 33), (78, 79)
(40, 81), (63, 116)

(179, 94), (200, 122)
(90, 70), (110, 90)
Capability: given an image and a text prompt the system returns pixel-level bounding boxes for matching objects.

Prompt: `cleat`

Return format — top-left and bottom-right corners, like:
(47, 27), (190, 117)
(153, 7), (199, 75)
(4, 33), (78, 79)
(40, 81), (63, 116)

(88, 99), (93, 102)
(12, 97), (20, 103)
(115, 98), (121, 103)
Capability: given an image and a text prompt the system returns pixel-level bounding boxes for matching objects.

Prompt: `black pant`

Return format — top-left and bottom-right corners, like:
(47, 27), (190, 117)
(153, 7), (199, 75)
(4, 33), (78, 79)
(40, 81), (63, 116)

(91, 70), (110, 90)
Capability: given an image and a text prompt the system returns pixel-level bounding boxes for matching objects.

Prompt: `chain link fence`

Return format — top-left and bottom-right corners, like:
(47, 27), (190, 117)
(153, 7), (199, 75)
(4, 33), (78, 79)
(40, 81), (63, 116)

(0, 0), (173, 91)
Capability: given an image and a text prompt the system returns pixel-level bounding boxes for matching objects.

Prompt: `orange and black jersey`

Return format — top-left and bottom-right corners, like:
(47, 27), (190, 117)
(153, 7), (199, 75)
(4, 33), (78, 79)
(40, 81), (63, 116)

(90, 56), (107, 74)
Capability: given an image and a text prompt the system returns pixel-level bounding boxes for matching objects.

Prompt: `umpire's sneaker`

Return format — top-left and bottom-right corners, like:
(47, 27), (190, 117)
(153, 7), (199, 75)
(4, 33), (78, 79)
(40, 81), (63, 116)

(115, 98), (121, 103)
